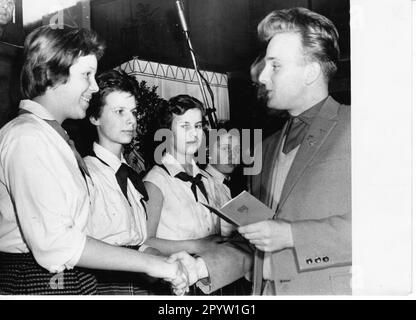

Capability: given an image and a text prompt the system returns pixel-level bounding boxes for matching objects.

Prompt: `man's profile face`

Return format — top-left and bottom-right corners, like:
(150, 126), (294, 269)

(258, 32), (309, 115)
(0, 0), (14, 26)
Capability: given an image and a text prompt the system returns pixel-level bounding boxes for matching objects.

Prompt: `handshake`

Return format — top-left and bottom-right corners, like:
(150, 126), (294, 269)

(163, 251), (209, 296)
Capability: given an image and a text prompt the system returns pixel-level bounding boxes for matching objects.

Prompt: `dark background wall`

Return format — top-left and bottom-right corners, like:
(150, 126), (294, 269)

(91, 0), (350, 136)
(1, 0), (350, 138)
(91, 0), (349, 73)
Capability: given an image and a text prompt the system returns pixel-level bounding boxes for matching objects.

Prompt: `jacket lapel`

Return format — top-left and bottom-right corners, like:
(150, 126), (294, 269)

(276, 97), (340, 214)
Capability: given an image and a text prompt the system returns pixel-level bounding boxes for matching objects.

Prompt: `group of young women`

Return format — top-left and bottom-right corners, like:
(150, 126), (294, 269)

(0, 25), (244, 295)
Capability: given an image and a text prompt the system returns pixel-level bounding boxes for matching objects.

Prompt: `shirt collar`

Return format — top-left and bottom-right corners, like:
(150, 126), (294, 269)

(205, 164), (228, 184)
(93, 142), (126, 172)
(162, 152), (200, 177)
(19, 99), (56, 121)
(296, 96), (328, 125)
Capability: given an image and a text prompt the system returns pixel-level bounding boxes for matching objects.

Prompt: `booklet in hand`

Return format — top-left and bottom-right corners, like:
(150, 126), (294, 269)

(202, 191), (275, 227)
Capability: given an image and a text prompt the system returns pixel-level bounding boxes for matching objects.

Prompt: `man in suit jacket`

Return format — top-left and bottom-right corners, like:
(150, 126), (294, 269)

(169, 7), (351, 295)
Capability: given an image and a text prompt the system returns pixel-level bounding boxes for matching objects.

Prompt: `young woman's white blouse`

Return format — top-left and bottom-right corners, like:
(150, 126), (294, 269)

(143, 153), (219, 240)
(0, 100), (89, 273)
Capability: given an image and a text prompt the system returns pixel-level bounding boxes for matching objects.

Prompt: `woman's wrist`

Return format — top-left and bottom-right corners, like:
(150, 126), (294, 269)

(191, 239), (202, 253)
(145, 253), (175, 279)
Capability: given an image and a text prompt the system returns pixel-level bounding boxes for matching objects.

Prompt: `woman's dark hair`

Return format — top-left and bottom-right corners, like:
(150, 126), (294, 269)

(157, 94), (205, 129)
(21, 25), (105, 99)
(86, 69), (139, 120)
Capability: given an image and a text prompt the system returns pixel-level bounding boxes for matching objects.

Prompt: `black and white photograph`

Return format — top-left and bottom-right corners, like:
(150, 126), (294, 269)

(0, 0), (413, 302)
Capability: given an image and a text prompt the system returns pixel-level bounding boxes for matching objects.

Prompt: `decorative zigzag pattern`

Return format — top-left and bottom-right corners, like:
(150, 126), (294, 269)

(118, 57), (228, 88)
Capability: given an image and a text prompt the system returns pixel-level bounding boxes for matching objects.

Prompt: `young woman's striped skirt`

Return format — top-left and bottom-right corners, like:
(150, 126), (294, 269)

(92, 245), (160, 295)
(0, 251), (97, 295)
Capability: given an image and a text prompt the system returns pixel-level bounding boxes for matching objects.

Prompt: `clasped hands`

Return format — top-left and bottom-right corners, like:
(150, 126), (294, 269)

(164, 251), (208, 295)
(162, 254), (191, 296)
(164, 219), (293, 295)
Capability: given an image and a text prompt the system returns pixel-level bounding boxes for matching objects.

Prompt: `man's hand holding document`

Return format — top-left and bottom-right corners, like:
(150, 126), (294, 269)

(203, 191), (293, 252)
(202, 191), (275, 227)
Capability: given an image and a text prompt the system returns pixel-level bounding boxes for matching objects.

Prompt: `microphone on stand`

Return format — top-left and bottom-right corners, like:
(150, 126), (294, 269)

(175, 0), (188, 33)
(174, 0), (218, 128)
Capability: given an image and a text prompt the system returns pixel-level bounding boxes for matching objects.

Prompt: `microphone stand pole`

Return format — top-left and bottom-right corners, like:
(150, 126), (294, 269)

(184, 34), (217, 127)
(177, 10), (218, 128)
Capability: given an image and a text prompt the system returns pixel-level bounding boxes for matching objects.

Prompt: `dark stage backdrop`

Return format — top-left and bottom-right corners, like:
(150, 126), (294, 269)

(91, 0), (350, 137)
(1, 0), (350, 138)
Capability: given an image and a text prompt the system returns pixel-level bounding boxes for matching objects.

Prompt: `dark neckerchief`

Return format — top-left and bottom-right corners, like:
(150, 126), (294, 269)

(223, 177), (231, 189)
(157, 163), (209, 203)
(92, 152), (149, 216)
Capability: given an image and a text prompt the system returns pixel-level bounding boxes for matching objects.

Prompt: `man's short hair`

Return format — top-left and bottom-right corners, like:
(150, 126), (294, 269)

(157, 94), (205, 129)
(87, 69), (139, 119)
(21, 25), (105, 99)
(258, 7), (340, 81)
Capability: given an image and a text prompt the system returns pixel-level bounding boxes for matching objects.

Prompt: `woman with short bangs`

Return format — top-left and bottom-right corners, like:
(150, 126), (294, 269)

(84, 69), (166, 295)
(143, 95), (225, 260)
